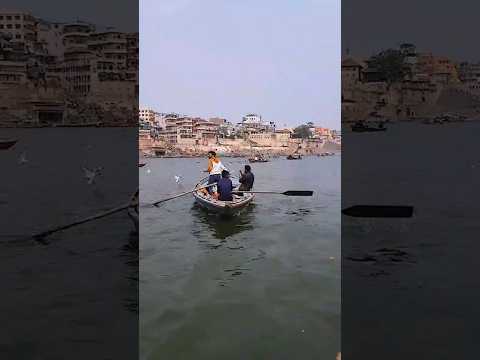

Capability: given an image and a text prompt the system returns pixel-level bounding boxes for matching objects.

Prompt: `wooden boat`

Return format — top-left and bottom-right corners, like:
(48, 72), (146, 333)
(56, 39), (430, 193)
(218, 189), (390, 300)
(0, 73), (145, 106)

(351, 122), (386, 132)
(248, 155), (269, 163)
(0, 139), (18, 150)
(192, 179), (254, 214)
(286, 153), (302, 160)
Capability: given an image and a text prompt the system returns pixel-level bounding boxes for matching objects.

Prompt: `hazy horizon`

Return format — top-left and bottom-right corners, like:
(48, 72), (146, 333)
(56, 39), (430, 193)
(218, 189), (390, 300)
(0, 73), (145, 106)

(342, 0), (480, 63)
(1, 0), (137, 31)
(140, 0), (341, 129)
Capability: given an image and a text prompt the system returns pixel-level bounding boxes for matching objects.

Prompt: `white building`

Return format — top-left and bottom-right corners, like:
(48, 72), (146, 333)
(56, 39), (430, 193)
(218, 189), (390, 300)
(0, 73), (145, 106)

(242, 113), (262, 124)
(139, 108), (155, 124)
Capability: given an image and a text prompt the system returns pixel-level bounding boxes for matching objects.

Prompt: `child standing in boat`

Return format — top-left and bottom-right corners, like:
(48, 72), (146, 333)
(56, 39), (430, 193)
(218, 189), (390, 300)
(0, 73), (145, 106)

(205, 151), (226, 195)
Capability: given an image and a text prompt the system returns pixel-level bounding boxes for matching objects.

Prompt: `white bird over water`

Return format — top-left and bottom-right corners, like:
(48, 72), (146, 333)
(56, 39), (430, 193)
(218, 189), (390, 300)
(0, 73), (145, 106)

(83, 166), (103, 185)
(174, 175), (183, 183)
(18, 151), (28, 165)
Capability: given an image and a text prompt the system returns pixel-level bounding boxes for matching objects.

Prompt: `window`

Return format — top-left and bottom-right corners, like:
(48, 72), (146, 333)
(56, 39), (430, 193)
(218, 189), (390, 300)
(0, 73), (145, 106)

(7, 16), (12, 20)
(0, 25), (3, 29)
(15, 24), (21, 29)
(15, 34), (21, 39)
(15, 15), (20, 20)
(7, 24), (12, 29)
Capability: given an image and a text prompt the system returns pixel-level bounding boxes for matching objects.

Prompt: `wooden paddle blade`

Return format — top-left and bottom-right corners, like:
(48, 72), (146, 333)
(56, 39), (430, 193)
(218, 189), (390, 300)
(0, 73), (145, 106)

(342, 205), (414, 218)
(282, 190), (314, 196)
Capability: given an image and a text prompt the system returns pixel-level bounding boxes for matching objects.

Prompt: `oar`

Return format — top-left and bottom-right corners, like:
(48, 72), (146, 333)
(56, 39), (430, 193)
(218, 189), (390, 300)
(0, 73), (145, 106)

(152, 183), (216, 207)
(342, 205), (414, 218)
(232, 190), (313, 196)
(32, 202), (134, 240)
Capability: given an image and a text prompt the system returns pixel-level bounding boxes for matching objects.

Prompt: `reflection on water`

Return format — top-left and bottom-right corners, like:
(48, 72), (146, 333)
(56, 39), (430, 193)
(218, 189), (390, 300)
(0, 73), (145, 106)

(120, 232), (139, 313)
(2, 129), (138, 359)
(190, 203), (255, 240)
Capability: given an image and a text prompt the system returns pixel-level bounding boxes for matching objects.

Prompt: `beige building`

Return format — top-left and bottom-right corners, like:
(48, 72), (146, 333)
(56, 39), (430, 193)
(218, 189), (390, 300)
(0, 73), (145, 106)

(139, 108), (155, 124)
(162, 116), (219, 145)
(0, 10), (36, 50)
(0, 10), (139, 127)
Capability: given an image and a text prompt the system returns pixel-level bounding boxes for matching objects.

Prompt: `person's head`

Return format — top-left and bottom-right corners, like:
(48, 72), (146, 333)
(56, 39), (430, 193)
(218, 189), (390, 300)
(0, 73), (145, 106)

(208, 151), (216, 159)
(244, 165), (251, 173)
(221, 170), (230, 178)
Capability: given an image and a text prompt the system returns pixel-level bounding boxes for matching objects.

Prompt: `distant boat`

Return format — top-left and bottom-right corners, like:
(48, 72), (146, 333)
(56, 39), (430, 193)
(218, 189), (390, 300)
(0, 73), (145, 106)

(351, 122), (386, 132)
(248, 155), (269, 163)
(0, 139), (18, 150)
(286, 154), (302, 160)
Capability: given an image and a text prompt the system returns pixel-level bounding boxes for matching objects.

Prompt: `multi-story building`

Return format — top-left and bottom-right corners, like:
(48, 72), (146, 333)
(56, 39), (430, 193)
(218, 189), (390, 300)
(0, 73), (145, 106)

(314, 127), (332, 139)
(238, 113), (275, 134)
(208, 117), (227, 125)
(458, 62), (480, 95)
(342, 57), (364, 88)
(0, 10), (36, 51)
(139, 108), (155, 124)
(416, 53), (459, 84)
(218, 121), (236, 138)
(36, 20), (64, 58)
(154, 112), (166, 129)
(194, 118), (219, 143)
(1, 10), (139, 126)
(161, 115), (219, 145)
(242, 113), (261, 123)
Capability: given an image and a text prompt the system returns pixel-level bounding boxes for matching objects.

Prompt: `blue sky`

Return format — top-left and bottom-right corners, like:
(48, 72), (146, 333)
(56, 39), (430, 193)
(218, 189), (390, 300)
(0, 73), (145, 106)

(140, 0), (340, 129)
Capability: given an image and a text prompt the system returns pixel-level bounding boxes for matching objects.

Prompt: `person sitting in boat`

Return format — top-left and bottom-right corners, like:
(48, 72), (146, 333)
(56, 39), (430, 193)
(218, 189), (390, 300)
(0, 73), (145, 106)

(205, 151), (226, 195)
(214, 170), (234, 201)
(238, 165), (254, 192)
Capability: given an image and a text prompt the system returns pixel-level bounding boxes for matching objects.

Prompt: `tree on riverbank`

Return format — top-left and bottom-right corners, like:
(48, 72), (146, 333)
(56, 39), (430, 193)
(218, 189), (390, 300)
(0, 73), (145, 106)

(292, 124), (313, 139)
(366, 49), (409, 84)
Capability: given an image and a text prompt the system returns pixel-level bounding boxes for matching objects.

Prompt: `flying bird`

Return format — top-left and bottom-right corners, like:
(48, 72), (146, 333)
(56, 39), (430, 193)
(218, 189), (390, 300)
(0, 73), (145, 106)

(18, 151), (28, 165)
(83, 166), (103, 185)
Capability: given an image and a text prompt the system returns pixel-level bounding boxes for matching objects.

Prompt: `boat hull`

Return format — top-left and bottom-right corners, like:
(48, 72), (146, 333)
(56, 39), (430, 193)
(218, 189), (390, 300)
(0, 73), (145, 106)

(193, 180), (254, 214)
(0, 139), (17, 150)
(351, 125), (386, 132)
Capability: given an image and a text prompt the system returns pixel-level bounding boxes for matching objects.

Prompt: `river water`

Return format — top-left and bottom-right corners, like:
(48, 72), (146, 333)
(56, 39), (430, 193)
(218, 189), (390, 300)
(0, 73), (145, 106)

(0, 128), (138, 359)
(342, 121), (480, 359)
(140, 155), (341, 359)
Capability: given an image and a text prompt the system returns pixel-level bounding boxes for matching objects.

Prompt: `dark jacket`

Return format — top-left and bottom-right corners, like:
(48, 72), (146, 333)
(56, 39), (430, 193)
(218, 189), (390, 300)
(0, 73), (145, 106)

(239, 172), (254, 191)
(217, 177), (233, 201)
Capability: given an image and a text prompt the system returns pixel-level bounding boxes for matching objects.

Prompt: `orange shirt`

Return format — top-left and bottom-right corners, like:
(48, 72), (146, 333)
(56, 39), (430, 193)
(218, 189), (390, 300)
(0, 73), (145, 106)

(207, 156), (220, 173)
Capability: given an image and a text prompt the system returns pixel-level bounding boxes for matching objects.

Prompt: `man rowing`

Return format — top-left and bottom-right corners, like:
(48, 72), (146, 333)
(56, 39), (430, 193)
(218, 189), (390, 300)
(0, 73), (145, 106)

(238, 165), (254, 192)
(205, 151), (227, 195)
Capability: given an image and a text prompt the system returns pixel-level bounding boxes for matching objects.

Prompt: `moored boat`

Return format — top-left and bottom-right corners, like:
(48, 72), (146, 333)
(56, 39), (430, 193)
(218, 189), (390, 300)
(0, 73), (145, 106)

(286, 153), (302, 160)
(0, 139), (18, 150)
(248, 155), (269, 163)
(351, 121), (386, 132)
(192, 179), (254, 214)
